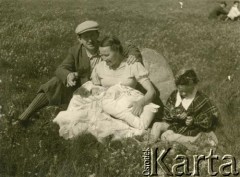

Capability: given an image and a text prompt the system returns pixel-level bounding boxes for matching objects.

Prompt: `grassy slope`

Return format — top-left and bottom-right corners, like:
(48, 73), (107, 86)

(0, 0), (240, 176)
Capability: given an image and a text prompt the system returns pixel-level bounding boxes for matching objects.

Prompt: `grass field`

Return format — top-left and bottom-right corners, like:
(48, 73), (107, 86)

(0, 0), (240, 176)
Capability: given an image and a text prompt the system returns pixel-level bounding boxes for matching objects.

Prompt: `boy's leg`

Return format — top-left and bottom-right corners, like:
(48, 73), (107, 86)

(161, 130), (200, 151)
(149, 122), (169, 142)
(161, 130), (182, 142)
(161, 130), (200, 143)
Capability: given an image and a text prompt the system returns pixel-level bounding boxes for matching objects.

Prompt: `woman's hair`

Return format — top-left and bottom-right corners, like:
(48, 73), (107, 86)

(175, 68), (199, 86)
(234, 1), (239, 5)
(99, 36), (123, 55)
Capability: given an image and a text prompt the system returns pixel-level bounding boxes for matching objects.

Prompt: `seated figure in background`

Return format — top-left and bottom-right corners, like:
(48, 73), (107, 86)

(150, 68), (219, 152)
(208, 1), (228, 20)
(226, 1), (240, 20)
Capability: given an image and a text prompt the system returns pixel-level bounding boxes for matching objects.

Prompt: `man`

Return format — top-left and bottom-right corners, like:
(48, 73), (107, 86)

(208, 1), (228, 20)
(18, 20), (142, 123)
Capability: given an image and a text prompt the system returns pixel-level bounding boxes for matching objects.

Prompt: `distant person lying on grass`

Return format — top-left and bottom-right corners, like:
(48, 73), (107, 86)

(150, 68), (219, 152)
(208, 1), (228, 20)
(53, 36), (158, 141)
(226, 1), (240, 21)
(16, 21), (142, 124)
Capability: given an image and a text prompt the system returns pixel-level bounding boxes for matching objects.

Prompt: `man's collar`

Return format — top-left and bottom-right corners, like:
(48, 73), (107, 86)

(85, 48), (100, 60)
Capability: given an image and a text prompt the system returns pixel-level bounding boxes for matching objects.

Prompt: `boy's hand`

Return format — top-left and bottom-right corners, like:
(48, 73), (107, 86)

(179, 112), (187, 120)
(185, 116), (193, 126)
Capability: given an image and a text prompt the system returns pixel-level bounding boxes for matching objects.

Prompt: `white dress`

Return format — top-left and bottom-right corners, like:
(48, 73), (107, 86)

(53, 61), (159, 142)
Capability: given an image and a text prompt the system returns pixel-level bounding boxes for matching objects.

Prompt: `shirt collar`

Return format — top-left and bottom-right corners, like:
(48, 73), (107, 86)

(85, 48), (100, 60)
(175, 88), (197, 110)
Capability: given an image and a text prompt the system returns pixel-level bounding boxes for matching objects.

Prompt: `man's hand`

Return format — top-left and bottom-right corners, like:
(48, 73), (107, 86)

(67, 72), (78, 87)
(185, 116), (193, 126)
(126, 55), (139, 64)
(179, 112), (188, 120)
(129, 101), (144, 116)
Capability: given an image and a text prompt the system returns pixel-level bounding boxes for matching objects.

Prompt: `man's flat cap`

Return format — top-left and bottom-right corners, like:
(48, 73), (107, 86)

(75, 21), (99, 34)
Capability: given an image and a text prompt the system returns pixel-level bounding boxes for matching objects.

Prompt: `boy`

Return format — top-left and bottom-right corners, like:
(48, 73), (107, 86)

(150, 69), (218, 145)
(209, 1), (228, 20)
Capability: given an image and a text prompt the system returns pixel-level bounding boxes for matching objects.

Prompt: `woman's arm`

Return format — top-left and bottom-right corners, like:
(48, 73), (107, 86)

(130, 62), (156, 116)
(131, 79), (156, 116)
(90, 63), (101, 86)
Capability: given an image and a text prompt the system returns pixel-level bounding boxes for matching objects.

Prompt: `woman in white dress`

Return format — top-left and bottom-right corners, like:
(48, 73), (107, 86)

(53, 36), (158, 141)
